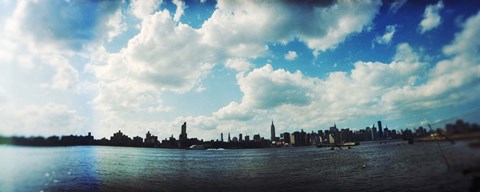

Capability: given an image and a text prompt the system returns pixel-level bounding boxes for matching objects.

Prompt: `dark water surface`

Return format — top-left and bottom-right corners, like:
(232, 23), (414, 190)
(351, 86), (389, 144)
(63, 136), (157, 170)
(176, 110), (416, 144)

(1, 140), (479, 192)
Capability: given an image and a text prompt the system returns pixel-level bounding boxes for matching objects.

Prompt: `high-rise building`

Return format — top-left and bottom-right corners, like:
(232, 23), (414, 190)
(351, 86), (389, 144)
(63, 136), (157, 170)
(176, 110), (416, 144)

(180, 122), (187, 140)
(283, 132), (290, 144)
(239, 133), (243, 142)
(228, 132), (231, 142)
(378, 121), (383, 138)
(271, 121), (276, 141)
(253, 134), (260, 142)
(221, 133), (224, 142)
(179, 122), (188, 148)
(366, 127), (372, 141)
(144, 131), (158, 146)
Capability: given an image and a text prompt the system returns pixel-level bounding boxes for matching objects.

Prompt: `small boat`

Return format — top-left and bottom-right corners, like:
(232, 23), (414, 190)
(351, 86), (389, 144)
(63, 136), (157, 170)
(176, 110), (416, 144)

(317, 142), (359, 148)
(206, 148), (225, 150)
(188, 145), (206, 150)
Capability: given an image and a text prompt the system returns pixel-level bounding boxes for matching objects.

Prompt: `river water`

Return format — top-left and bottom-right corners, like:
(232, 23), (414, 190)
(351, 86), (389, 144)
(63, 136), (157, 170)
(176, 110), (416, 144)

(0, 140), (479, 192)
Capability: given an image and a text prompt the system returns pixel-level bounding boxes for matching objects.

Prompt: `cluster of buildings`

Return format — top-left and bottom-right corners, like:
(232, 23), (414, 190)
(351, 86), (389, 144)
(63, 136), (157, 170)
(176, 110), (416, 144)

(0, 132), (95, 146)
(2, 119), (478, 148)
(220, 121), (403, 147)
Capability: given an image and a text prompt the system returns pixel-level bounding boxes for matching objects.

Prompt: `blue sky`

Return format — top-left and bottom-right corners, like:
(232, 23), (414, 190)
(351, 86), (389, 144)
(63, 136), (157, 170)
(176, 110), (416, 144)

(0, 0), (479, 140)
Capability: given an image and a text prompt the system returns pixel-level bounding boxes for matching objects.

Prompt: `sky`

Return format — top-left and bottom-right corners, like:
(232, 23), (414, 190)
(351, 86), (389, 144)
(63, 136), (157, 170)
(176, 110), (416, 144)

(0, 0), (479, 141)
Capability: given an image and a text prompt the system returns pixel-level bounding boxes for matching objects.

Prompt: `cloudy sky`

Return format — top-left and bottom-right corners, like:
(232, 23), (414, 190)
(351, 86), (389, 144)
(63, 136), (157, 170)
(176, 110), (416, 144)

(0, 0), (479, 140)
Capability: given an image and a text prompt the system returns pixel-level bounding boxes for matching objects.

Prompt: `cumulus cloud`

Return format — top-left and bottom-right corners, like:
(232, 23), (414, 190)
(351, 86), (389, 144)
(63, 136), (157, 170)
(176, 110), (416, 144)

(93, 10), (211, 87)
(211, 43), (426, 135)
(106, 9), (127, 42)
(173, 0), (186, 23)
(419, 1), (444, 34)
(375, 25), (396, 45)
(322, 43), (423, 116)
(93, 79), (170, 114)
(224, 58), (252, 72)
(385, 11), (480, 111)
(284, 51), (298, 61)
(212, 64), (316, 128)
(5, 0), (122, 51)
(238, 64), (313, 109)
(86, 1), (383, 136)
(1, 0), (125, 93)
(130, 0), (162, 19)
(88, 9), (216, 121)
(201, 0), (381, 56)
(45, 56), (79, 90)
(0, 103), (86, 136)
(213, 102), (254, 121)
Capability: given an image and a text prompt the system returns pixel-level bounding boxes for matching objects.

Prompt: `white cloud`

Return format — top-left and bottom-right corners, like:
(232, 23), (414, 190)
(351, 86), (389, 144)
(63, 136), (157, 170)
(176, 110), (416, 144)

(224, 58), (252, 72)
(106, 9), (127, 42)
(385, 11), (480, 111)
(86, 1), (383, 137)
(5, 0), (122, 51)
(419, 1), (444, 34)
(207, 9), (480, 137)
(238, 64), (313, 109)
(45, 56), (79, 90)
(375, 25), (396, 45)
(284, 51), (298, 61)
(210, 43), (426, 137)
(90, 10), (215, 93)
(93, 79), (170, 114)
(0, 103), (87, 136)
(0, 0), (125, 93)
(201, 0), (381, 57)
(173, 0), (186, 23)
(213, 102), (254, 121)
(130, 0), (162, 19)
(389, 0), (407, 14)
(87, 10), (216, 126)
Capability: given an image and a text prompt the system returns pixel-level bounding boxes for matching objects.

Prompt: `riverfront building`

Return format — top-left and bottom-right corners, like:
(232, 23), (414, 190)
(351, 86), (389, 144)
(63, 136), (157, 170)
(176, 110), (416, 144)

(271, 121), (276, 142)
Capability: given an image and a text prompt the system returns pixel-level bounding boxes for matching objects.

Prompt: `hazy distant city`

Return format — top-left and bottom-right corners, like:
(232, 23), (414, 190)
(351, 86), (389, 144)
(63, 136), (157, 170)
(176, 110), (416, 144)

(2, 119), (479, 149)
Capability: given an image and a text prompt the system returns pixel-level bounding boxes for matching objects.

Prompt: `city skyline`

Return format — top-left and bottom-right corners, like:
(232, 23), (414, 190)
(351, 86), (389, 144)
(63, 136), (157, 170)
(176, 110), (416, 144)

(0, 1), (480, 140)
(3, 118), (479, 149)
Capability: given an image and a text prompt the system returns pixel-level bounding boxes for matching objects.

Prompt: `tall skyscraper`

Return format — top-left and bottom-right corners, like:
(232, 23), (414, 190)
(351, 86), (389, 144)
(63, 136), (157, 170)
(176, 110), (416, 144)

(378, 121), (383, 138)
(179, 122), (187, 140)
(239, 133), (243, 142)
(228, 132), (231, 142)
(283, 132), (290, 144)
(179, 122), (188, 148)
(221, 133), (224, 142)
(271, 121), (276, 141)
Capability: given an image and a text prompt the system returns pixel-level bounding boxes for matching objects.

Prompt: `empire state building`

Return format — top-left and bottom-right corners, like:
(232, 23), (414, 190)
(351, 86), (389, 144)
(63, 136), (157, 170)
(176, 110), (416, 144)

(271, 121), (276, 141)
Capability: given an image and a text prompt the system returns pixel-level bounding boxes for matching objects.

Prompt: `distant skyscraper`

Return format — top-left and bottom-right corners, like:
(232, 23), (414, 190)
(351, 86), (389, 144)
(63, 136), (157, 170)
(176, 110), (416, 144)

(179, 122), (187, 140)
(378, 121), (383, 138)
(253, 134), (260, 142)
(221, 133), (224, 142)
(228, 132), (231, 142)
(179, 122), (188, 148)
(239, 133), (243, 142)
(271, 121), (276, 141)
(283, 132), (290, 144)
